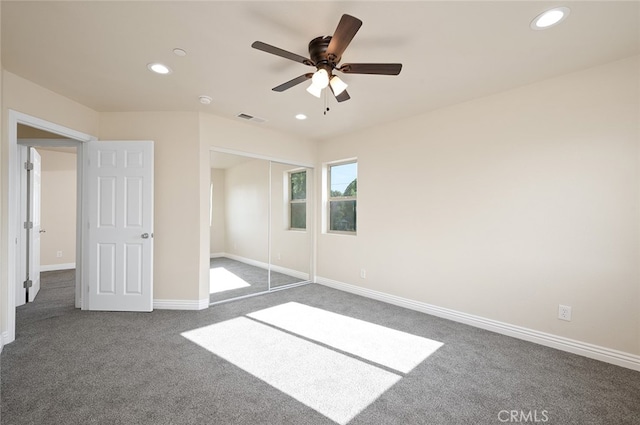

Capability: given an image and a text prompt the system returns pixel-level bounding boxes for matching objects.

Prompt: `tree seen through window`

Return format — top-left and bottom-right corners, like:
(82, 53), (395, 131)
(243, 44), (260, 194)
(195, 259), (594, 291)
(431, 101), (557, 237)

(328, 162), (357, 232)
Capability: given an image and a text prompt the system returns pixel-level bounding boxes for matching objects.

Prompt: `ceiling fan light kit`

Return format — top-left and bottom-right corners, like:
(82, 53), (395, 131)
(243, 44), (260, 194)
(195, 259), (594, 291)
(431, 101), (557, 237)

(306, 82), (323, 98)
(329, 75), (348, 96)
(251, 14), (402, 104)
(311, 68), (330, 89)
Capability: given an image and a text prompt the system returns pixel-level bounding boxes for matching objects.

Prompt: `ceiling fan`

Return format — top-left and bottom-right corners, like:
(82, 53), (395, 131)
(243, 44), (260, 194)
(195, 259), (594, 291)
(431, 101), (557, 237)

(251, 14), (402, 103)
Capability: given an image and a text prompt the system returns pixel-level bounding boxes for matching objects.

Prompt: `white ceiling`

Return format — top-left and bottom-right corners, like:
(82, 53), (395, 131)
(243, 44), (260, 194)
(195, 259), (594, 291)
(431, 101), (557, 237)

(2, 1), (638, 142)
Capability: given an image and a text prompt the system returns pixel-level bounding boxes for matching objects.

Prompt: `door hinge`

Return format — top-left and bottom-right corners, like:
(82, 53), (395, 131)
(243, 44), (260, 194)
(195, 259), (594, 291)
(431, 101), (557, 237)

(24, 161), (34, 171)
(24, 221), (33, 229)
(23, 280), (33, 289)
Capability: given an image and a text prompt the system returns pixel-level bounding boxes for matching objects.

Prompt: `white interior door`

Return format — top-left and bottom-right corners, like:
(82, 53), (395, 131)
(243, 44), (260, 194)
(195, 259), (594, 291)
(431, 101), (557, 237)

(16, 146), (28, 307)
(28, 148), (42, 302)
(15, 146), (42, 305)
(85, 141), (154, 311)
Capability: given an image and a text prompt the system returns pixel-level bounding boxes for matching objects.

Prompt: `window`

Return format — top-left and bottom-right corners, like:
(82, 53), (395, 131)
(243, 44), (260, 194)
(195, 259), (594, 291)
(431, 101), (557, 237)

(289, 170), (306, 230)
(328, 161), (357, 233)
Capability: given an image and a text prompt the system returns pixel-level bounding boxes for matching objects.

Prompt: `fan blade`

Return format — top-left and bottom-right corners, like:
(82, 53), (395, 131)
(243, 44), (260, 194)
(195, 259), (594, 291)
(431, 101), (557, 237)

(326, 14), (363, 62)
(272, 74), (313, 92)
(338, 63), (402, 75)
(252, 41), (314, 66)
(330, 85), (351, 102)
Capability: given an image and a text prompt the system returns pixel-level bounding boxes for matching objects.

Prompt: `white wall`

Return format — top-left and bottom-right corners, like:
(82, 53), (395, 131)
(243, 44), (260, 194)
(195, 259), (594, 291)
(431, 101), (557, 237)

(38, 149), (76, 268)
(316, 55), (640, 356)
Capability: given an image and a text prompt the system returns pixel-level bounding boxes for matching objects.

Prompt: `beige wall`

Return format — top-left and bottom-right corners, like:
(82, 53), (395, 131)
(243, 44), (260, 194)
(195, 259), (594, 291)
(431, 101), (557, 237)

(18, 126), (67, 139)
(210, 168), (226, 255)
(38, 149), (76, 267)
(224, 159), (270, 263)
(99, 112), (203, 302)
(199, 113), (316, 166)
(2, 71), (99, 136)
(316, 55), (640, 355)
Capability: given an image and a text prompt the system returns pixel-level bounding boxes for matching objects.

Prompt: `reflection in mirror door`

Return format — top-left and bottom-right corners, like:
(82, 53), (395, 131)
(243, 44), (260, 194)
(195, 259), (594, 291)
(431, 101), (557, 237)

(209, 152), (313, 305)
(210, 153), (270, 303)
(269, 162), (312, 289)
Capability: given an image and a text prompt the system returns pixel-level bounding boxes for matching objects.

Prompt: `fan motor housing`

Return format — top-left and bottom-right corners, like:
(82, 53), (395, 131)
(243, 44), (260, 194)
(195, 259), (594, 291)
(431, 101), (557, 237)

(308, 36), (338, 68)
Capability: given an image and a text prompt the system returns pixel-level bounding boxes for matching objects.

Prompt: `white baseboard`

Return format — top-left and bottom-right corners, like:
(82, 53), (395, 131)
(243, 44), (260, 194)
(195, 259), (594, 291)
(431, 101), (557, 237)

(210, 252), (225, 258)
(40, 263), (75, 272)
(269, 264), (310, 280)
(214, 253), (309, 280)
(1, 331), (11, 351)
(223, 253), (268, 269)
(153, 298), (209, 310)
(316, 276), (640, 372)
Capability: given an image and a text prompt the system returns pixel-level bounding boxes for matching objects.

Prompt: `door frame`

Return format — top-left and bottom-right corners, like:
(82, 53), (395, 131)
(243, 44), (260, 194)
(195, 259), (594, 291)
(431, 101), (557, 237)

(5, 110), (96, 344)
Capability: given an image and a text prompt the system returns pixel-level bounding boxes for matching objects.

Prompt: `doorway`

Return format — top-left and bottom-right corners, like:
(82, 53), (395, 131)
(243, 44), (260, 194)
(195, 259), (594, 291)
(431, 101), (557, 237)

(17, 126), (79, 307)
(5, 110), (95, 344)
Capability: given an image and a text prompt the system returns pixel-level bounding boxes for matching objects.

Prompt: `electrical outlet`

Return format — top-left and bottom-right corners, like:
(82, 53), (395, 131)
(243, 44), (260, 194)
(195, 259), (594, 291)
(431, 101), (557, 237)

(558, 304), (572, 321)
(56, 251), (63, 258)
(360, 269), (366, 279)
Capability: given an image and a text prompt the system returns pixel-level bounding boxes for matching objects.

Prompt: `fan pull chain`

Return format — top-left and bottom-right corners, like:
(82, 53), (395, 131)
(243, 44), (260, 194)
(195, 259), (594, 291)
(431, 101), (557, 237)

(323, 88), (330, 116)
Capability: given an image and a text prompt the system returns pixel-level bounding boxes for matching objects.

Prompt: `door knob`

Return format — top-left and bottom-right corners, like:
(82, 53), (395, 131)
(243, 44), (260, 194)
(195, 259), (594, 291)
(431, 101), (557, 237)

(141, 233), (150, 239)
(39, 229), (46, 234)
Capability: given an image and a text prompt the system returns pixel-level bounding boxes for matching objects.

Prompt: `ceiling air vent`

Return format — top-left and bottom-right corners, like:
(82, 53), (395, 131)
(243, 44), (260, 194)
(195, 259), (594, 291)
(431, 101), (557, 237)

(236, 113), (267, 123)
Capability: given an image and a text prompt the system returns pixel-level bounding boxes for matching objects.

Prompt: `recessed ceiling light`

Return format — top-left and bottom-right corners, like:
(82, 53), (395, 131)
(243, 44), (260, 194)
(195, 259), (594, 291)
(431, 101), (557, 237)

(173, 48), (187, 57)
(295, 114), (307, 120)
(531, 7), (570, 30)
(147, 63), (172, 74)
(199, 95), (212, 105)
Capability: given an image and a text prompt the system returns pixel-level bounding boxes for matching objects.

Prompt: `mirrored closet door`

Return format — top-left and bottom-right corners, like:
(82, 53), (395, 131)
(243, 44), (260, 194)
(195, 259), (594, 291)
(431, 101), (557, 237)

(209, 151), (313, 304)
(269, 162), (312, 289)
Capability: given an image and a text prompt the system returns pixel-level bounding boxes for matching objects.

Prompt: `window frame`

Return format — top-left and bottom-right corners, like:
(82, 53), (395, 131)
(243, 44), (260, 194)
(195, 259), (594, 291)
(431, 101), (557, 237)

(327, 160), (357, 235)
(288, 169), (307, 231)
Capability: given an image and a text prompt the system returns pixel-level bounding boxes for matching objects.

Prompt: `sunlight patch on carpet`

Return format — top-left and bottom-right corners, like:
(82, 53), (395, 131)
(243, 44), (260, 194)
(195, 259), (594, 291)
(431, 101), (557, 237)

(248, 302), (443, 373)
(182, 317), (401, 425)
(209, 267), (250, 294)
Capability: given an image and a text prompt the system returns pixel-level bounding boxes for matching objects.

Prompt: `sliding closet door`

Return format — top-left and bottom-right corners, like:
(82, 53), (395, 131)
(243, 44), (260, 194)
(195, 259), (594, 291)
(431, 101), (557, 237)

(209, 152), (314, 305)
(269, 162), (312, 289)
(209, 153), (270, 303)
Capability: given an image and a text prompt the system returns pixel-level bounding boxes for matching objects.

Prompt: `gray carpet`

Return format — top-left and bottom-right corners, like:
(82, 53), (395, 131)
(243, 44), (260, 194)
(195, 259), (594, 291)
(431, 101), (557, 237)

(209, 257), (305, 304)
(2, 270), (640, 424)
